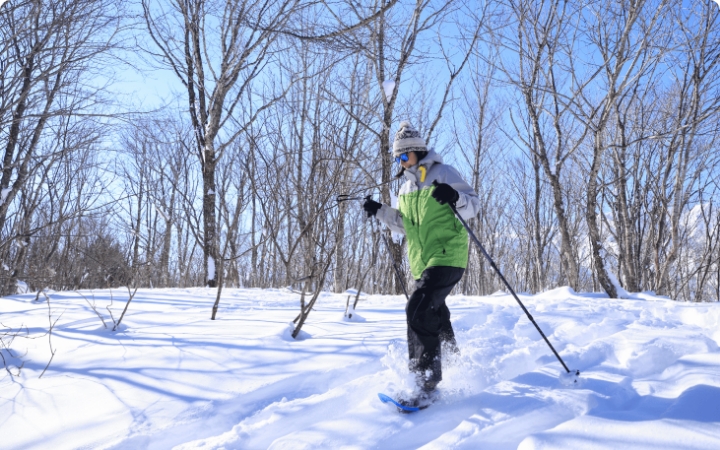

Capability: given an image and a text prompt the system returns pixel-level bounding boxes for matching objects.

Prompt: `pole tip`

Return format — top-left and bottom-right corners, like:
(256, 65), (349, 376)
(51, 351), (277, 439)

(560, 369), (581, 386)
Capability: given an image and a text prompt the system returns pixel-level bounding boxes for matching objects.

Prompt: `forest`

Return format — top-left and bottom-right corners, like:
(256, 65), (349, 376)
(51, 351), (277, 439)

(2, 0), (720, 302)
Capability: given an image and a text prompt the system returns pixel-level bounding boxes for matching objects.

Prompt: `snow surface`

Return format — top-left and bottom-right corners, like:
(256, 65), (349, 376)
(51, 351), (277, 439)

(2, 287), (720, 449)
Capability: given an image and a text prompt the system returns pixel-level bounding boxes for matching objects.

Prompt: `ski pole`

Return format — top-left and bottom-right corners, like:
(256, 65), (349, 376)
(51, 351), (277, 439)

(335, 177), (401, 204)
(434, 181), (577, 377)
(336, 194), (364, 203)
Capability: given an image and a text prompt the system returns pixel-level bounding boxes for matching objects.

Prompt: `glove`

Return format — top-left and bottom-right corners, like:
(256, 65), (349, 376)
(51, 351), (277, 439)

(432, 181), (459, 206)
(363, 197), (382, 217)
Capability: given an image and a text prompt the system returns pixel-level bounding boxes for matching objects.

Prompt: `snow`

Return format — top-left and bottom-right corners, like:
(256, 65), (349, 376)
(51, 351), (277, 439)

(382, 80), (396, 101)
(2, 287), (720, 449)
(343, 289), (366, 321)
(0, 187), (11, 205)
(607, 270), (630, 299)
(155, 204), (169, 221)
(15, 280), (28, 294)
(207, 256), (216, 282)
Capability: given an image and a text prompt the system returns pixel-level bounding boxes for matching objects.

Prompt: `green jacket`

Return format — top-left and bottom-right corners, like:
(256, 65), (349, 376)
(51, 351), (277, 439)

(376, 150), (481, 279)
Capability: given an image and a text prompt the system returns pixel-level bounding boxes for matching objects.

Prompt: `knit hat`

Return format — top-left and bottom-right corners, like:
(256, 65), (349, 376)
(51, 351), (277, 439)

(393, 121), (426, 157)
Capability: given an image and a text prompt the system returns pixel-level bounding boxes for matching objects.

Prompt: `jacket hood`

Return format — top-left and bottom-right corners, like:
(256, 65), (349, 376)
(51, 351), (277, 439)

(404, 149), (443, 182)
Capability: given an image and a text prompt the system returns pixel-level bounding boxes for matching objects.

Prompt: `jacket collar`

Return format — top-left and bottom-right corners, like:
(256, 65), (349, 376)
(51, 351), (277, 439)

(403, 149), (443, 182)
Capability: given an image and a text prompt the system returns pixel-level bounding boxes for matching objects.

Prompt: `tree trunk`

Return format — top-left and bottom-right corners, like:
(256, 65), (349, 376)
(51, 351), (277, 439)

(203, 152), (218, 287)
(587, 136), (618, 298)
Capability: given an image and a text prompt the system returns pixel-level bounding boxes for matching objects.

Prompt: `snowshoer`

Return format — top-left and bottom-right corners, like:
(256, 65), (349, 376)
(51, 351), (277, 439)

(363, 121), (481, 401)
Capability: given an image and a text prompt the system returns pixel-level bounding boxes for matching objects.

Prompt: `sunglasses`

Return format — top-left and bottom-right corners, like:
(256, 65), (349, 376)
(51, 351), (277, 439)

(395, 153), (410, 164)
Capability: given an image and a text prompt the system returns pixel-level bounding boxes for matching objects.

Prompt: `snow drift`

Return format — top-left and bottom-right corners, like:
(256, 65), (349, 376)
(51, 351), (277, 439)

(2, 287), (719, 449)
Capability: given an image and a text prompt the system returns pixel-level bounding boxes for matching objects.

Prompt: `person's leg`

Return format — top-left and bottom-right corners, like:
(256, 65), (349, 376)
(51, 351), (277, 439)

(405, 266), (464, 391)
(438, 301), (459, 354)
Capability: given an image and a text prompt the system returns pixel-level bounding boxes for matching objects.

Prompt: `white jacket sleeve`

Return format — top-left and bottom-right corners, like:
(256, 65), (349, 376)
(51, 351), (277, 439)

(375, 204), (405, 235)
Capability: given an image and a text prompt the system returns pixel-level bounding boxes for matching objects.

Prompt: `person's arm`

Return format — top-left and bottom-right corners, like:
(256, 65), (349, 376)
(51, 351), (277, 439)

(376, 204), (406, 235)
(363, 198), (406, 235)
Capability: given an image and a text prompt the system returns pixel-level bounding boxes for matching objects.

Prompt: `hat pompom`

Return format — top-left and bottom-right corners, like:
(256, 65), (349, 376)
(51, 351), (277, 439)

(399, 120), (413, 130)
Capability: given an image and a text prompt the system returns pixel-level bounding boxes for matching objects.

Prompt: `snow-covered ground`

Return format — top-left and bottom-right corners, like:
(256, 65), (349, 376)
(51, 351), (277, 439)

(2, 286), (720, 449)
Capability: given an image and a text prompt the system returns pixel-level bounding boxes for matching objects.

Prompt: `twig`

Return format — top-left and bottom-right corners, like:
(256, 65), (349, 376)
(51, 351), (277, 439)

(106, 288), (117, 326)
(77, 290), (107, 329)
(39, 292), (60, 378)
(113, 284), (139, 332)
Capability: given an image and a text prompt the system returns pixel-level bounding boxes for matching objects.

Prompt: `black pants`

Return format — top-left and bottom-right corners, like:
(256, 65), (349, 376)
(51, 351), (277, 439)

(405, 266), (464, 390)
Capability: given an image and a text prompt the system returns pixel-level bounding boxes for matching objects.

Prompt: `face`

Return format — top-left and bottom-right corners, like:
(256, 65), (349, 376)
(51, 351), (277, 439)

(400, 151), (417, 169)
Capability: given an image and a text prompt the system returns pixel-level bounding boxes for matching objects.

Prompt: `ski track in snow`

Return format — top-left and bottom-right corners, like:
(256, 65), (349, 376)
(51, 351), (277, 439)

(1, 287), (720, 449)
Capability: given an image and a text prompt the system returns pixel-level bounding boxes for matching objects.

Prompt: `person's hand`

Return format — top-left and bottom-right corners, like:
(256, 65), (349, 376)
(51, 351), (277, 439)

(432, 181), (459, 206)
(363, 197), (382, 217)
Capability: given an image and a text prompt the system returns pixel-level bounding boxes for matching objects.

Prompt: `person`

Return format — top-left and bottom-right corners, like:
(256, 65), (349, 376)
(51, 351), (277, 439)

(363, 121), (481, 402)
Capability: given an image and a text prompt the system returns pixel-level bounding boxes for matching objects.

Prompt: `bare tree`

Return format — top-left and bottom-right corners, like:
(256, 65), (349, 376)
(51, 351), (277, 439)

(0, 0), (121, 294)
(647, 1), (720, 297)
(141, 0), (303, 287)
(579, 0), (672, 298)
(0, 0), (119, 230)
(454, 51), (508, 294)
(498, 0), (583, 290)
